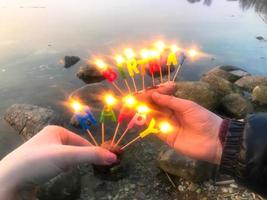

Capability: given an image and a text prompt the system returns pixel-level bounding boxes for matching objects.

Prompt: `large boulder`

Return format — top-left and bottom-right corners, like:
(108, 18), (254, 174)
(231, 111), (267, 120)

(76, 64), (105, 84)
(157, 148), (215, 182)
(4, 104), (63, 141)
(235, 76), (267, 91)
(220, 93), (253, 119)
(201, 74), (241, 96)
(175, 81), (220, 110)
(64, 56), (80, 68)
(203, 65), (250, 83)
(252, 85), (267, 106)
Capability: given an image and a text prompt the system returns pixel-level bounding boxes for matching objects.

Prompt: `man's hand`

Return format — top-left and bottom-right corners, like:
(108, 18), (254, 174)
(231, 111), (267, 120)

(0, 126), (117, 199)
(151, 88), (223, 165)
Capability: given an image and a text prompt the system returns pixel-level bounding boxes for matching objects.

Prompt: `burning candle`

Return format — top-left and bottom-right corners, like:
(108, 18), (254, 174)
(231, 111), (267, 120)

(100, 94), (117, 144)
(154, 41), (166, 83)
(115, 55), (131, 93)
(167, 45), (179, 81)
(121, 119), (173, 150)
(139, 48), (150, 90)
(111, 95), (137, 146)
(70, 100), (99, 146)
(148, 50), (161, 86)
(95, 59), (123, 95)
(124, 48), (139, 92)
(115, 104), (150, 147)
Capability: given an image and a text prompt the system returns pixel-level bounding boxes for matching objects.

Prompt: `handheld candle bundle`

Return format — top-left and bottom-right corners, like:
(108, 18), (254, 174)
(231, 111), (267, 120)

(67, 39), (204, 153)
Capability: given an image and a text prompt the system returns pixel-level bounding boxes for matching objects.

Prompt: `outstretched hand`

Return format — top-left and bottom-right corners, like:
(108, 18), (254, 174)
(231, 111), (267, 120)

(0, 126), (117, 199)
(148, 82), (223, 164)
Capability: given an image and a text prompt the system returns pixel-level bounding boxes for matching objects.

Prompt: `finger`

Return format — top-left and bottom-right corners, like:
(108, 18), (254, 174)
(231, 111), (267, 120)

(55, 146), (117, 166)
(152, 92), (195, 113)
(156, 81), (177, 95)
(60, 129), (92, 146)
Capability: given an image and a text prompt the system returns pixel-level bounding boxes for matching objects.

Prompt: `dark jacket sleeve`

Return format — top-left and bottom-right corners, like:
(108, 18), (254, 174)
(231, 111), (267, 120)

(219, 113), (267, 197)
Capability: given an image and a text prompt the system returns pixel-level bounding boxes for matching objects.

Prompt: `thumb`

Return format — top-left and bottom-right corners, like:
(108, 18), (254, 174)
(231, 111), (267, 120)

(152, 92), (195, 113)
(56, 146), (117, 166)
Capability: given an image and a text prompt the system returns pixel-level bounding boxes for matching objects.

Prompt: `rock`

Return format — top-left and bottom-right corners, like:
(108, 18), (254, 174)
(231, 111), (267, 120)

(256, 36), (264, 41)
(203, 65), (250, 83)
(4, 104), (63, 141)
(252, 85), (267, 105)
(64, 56), (80, 68)
(37, 168), (81, 200)
(201, 74), (241, 96)
(175, 81), (219, 110)
(76, 64), (105, 84)
(157, 148), (215, 182)
(220, 93), (253, 119)
(235, 76), (267, 91)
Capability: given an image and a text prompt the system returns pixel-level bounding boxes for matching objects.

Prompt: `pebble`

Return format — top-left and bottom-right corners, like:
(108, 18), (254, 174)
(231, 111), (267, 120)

(230, 183), (238, 188)
(130, 184), (136, 189)
(228, 187), (234, 193)
(178, 185), (184, 192)
(221, 187), (228, 193)
(196, 188), (202, 194)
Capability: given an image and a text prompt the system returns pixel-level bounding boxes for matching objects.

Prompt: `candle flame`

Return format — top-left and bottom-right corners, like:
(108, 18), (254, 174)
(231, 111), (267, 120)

(140, 49), (150, 59)
(104, 94), (117, 106)
(187, 49), (198, 58)
(159, 121), (172, 134)
(95, 59), (107, 70)
(137, 104), (150, 114)
(149, 50), (160, 58)
(154, 41), (165, 52)
(123, 95), (137, 108)
(115, 55), (125, 64)
(70, 100), (83, 113)
(124, 48), (135, 59)
(170, 44), (180, 53)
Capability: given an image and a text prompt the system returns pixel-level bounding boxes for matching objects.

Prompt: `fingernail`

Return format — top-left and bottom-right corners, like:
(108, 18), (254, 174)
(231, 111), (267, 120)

(105, 152), (117, 163)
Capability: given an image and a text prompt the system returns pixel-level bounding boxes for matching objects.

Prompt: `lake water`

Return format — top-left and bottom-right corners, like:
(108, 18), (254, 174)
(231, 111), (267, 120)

(0, 0), (267, 156)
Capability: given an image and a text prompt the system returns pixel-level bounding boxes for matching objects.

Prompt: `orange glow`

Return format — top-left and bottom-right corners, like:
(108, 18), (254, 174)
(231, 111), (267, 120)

(115, 54), (125, 64)
(124, 48), (135, 59)
(104, 94), (117, 106)
(170, 44), (180, 53)
(137, 104), (150, 114)
(159, 121), (172, 134)
(187, 48), (198, 58)
(154, 41), (165, 52)
(95, 59), (107, 70)
(123, 95), (137, 108)
(149, 50), (160, 58)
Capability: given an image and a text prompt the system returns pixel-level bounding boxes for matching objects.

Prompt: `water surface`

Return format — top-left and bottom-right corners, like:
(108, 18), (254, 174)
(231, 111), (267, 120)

(0, 0), (267, 155)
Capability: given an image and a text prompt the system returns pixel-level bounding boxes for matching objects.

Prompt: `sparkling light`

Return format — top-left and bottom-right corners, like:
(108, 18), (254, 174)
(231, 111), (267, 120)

(140, 49), (150, 59)
(188, 49), (198, 58)
(154, 41), (165, 52)
(170, 44), (180, 53)
(71, 101), (83, 113)
(115, 55), (125, 64)
(104, 94), (117, 106)
(137, 105), (150, 114)
(159, 121), (172, 134)
(95, 59), (107, 70)
(124, 48), (135, 59)
(123, 95), (137, 108)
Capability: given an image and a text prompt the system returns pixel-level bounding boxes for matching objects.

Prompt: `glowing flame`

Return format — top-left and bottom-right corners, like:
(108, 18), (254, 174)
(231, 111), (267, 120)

(170, 44), (180, 53)
(154, 41), (165, 52)
(124, 48), (135, 59)
(140, 49), (150, 59)
(187, 49), (198, 58)
(104, 94), (117, 106)
(70, 100), (83, 113)
(137, 104), (150, 114)
(115, 55), (125, 64)
(123, 95), (137, 108)
(159, 121), (172, 134)
(149, 50), (160, 58)
(95, 59), (107, 70)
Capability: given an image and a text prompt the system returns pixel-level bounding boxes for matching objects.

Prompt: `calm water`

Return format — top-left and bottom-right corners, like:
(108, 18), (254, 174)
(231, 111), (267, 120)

(0, 0), (267, 156)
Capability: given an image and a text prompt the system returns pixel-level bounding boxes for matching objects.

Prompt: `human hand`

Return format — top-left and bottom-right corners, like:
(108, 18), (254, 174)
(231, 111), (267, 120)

(150, 85), (223, 165)
(0, 126), (117, 199)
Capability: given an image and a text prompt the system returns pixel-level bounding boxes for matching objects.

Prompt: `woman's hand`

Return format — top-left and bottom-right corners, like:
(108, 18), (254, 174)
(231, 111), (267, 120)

(0, 126), (117, 199)
(151, 91), (223, 165)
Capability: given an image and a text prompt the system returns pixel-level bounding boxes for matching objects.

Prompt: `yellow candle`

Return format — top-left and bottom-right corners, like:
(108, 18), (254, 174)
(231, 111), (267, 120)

(124, 48), (140, 77)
